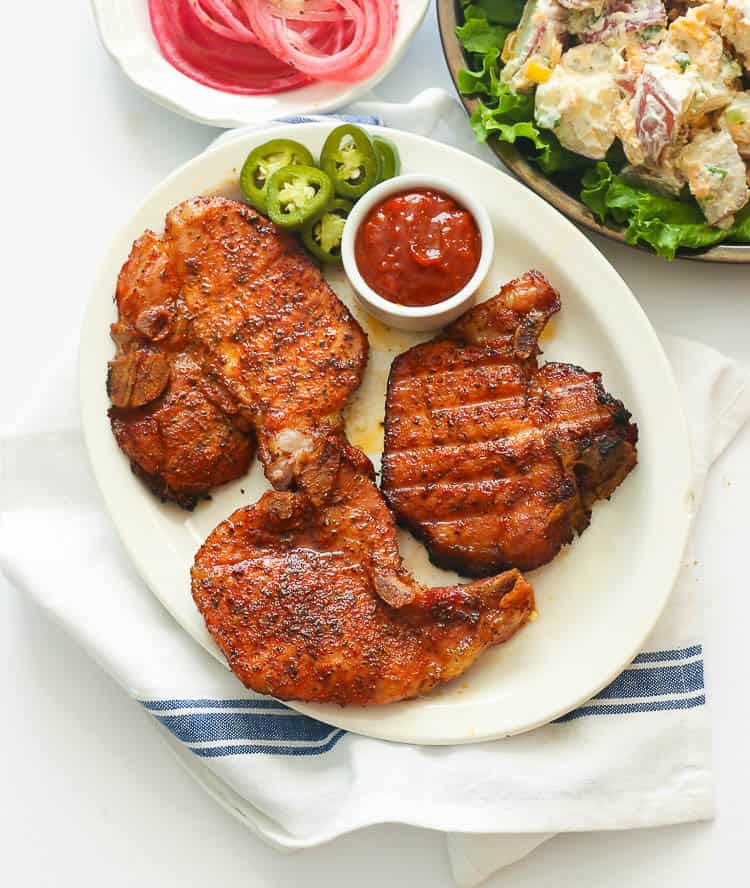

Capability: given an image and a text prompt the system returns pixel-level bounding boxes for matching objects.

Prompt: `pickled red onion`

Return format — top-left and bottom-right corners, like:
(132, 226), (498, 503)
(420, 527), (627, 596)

(186, 1), (261, 44)
(149, 0), (309, 94)
(148, 0), (398, 96)
(242, 1), (397, 82)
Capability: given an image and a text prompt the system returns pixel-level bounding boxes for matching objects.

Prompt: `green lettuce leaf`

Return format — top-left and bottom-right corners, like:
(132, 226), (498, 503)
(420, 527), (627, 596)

(625, 217), (727, 259)
(534, 132), (593, 174)
(581, 162), (616, 223)
(456, 47), (503, 95)
(729, 204), (750, 242)
(456, 8), (509, 54)
(461, 0), (526, 26)
(470, 95), (590, 174)
(468, 90), (533, 133)
(580, 163), (731, 259)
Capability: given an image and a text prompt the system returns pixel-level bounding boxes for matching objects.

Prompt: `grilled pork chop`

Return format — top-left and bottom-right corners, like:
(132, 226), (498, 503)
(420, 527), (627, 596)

(108, 197), (368, 506)
(192, 436), (534, 705)
(381, 271), (638, 577)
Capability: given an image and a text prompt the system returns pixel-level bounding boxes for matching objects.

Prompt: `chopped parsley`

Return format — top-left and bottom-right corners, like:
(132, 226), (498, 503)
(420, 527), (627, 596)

(705, 164), (728, 180)
(640, 25), (664, 44)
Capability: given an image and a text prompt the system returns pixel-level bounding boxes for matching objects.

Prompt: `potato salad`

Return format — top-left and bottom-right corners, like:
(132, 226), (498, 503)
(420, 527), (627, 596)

(456, 0), (750, 255)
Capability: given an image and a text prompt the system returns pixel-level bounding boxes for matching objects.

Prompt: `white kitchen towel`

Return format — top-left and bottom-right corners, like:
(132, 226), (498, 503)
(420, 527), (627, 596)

(2, 91), (749, 888)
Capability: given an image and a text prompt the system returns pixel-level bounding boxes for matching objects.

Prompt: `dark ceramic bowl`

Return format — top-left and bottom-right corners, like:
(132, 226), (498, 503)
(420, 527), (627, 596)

(437, 0), (750, 263)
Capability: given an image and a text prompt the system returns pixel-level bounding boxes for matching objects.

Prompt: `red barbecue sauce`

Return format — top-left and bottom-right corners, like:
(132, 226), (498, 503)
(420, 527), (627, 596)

(354, 189), (481, 307)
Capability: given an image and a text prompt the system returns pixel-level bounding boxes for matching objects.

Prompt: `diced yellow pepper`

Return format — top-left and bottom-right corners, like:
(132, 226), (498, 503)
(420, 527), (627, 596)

(525, 60), (552, 84)
(670, 18), (713, 46)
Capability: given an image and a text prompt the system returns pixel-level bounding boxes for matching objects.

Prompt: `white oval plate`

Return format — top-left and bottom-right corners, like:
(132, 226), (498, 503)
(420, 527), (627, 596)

(91, 1), (430, 127)
(80, 124), (693, 745)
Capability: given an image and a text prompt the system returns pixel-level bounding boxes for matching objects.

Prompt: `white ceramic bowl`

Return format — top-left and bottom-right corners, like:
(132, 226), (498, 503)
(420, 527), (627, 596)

(91, 0), (430, 128)
(341, 173), (495, 332)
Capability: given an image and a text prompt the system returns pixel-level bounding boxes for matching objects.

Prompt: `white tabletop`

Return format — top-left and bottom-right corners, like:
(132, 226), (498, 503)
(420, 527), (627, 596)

(2, 4), (748, 886)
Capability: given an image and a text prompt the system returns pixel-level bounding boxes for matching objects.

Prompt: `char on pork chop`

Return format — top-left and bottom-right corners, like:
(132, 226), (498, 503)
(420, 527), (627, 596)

(381, 271), (638, 577)
(191, 435), (534, 705)
(107, 197), (368, 506)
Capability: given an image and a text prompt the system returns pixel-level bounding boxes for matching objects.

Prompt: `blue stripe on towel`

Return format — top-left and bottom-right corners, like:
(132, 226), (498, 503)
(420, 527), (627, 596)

(155, 711), (337, 744)
(595, 659), (703, 699)
(632, 645), (702, 663)
(142, 645), (705, 755)
(555, 694), (706, 722)
(143, 698), (289, 712)
(189, 730), (347, 758)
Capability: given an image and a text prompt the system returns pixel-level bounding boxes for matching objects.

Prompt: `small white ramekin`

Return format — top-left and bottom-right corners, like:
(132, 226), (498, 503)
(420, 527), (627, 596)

(341, 173), (495, 332)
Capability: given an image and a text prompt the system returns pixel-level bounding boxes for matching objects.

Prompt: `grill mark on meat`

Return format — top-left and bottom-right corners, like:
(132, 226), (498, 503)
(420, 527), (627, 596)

(384, 423), (559, 458)
(389, 352), (523, 386)
(381, 271), (638, 577)
(386, 470), (558, 497)
(389, 413), (624, 455)
(429, 394), (527, 416)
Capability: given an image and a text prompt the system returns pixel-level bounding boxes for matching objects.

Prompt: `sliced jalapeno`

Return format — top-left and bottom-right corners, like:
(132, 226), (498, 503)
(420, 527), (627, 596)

(301, 199), (353, 265)
(373, 136), (401, 183)
(266, 164), (333, 230)
(320, 124), (379, 200)
(240, 139), (314, 213)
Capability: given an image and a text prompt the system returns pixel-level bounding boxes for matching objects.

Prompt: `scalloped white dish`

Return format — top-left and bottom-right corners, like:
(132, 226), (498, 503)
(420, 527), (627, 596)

(91, 0), (430, 127)
(80, 124), (693, 745)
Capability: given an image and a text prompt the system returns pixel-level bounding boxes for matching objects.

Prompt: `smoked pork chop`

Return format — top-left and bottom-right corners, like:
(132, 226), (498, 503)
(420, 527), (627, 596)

(191, 436), (534, 705)
(381, 271), (638, 577)
(108, 198), (368, 506)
